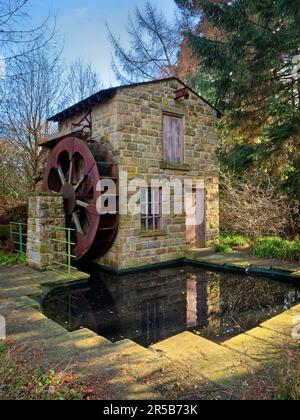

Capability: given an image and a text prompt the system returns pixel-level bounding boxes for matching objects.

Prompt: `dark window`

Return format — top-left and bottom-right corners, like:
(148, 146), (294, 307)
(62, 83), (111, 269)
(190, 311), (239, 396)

(141, 188), (162, 231)
(163, 113), (184, 164)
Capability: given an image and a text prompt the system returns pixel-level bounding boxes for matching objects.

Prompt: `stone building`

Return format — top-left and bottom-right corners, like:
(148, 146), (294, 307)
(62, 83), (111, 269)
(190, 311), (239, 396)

(41, 77), (219, 272)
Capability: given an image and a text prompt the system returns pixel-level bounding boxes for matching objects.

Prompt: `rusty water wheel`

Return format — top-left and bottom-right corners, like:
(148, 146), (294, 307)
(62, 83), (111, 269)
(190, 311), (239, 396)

(42, 137), (119, 260)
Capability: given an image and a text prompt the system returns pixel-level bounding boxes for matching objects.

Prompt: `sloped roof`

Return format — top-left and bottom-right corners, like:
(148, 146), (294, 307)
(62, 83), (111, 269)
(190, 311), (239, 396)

(48, 76), (220, 122)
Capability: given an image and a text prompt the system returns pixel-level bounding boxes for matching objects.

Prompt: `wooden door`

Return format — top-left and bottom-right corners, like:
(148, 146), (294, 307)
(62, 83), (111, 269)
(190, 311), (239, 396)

(186, 188), (205, 248)
(163, 114), (184, 164)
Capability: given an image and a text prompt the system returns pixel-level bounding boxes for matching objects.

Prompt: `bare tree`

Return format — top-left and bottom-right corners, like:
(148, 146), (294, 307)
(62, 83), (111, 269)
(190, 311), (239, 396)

(0, 44), (65, 191)
(0, 0), (55, 72)
(107, 1), (181, 83)
(65, 58), (103, 105)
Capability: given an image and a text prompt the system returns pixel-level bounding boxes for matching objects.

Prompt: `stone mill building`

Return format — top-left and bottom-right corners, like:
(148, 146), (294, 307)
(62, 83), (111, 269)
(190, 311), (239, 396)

(39, 77), (220, 272)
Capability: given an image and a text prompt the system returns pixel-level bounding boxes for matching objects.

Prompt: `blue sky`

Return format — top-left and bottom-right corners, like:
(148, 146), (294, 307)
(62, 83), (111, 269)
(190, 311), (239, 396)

(29, 0), (177, 86)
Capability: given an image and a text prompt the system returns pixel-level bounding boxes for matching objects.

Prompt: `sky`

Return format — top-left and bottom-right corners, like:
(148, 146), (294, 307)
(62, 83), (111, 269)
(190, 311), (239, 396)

(29, 0), (177, 87)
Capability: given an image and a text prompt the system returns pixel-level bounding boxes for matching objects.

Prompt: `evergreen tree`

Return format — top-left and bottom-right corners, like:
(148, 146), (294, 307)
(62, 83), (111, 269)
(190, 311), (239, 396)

(176, 0), (300, 198)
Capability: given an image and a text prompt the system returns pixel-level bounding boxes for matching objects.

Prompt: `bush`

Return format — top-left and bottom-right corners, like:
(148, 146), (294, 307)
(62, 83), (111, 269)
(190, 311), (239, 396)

(220, 171), (300, 239)
(253, 237), (300, 262)
(214, 233), (249, 254)
(220, 233), (249, 248)
(214, 243), (233, 254)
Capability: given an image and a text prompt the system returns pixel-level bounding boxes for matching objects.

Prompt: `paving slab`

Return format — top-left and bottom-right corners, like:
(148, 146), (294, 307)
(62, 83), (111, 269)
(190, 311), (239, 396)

(5, 307), (68, 344)
(222, 328), (289, 363)
(291, 304), (300, 313)
(151, 332), (258, 386)
(260, 309), (300, 337)
(187, 249), (300, 278)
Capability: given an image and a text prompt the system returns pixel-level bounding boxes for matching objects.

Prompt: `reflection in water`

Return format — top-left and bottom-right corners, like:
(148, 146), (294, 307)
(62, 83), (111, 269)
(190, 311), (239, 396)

(42, 266), (300, 347)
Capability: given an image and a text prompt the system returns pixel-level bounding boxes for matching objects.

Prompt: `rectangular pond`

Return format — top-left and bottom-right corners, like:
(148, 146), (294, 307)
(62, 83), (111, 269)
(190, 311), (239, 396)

(41, 265), (300, 347)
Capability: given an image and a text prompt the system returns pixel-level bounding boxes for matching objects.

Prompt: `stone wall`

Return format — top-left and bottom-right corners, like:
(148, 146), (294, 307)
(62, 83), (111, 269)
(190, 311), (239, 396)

(98, 80), (219, 270)
(26, 193), (66, 270)
(58, 79), (219, 271)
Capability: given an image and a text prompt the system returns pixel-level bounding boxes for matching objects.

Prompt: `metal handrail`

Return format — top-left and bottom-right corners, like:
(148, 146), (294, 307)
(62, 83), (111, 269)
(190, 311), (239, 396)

(48, 226), (77, 278)
(7, 222), (77, 279)
(9, 222), (27, 254)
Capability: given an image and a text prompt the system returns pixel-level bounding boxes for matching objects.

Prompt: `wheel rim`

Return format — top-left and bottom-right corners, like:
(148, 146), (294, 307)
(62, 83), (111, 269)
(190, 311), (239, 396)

(42, 137), (119, 260)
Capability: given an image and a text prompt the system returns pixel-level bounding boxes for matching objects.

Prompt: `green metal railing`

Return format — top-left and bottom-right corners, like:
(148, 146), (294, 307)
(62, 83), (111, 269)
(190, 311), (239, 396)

(6, 222), (77, 279)
(48, 226), (77, 278)
(9, 222), (27, 254)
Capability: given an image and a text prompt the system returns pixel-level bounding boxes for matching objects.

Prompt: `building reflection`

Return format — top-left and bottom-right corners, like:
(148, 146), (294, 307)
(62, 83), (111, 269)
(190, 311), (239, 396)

(42, 266), (300, 347)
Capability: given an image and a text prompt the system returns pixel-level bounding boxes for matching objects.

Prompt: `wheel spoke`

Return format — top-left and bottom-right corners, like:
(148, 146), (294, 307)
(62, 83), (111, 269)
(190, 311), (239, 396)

(72, 212), (84, 235)
(76, 200), (89, 208)
(68, 159), (74, 184)
(75, 175), (86, 192)
(57, 164), (66, 185)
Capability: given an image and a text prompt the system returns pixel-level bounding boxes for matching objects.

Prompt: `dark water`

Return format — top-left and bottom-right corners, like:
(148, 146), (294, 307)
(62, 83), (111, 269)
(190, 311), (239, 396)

(42, 266), (300, 347)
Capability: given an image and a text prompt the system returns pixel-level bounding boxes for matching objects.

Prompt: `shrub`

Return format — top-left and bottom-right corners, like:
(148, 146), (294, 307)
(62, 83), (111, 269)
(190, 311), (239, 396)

(214, 243), (233, 254)
(253, 237), (300, 262)
(220, 233), (249, 248)
(214, 233), (249, 254)
(220, 171), (300, 239)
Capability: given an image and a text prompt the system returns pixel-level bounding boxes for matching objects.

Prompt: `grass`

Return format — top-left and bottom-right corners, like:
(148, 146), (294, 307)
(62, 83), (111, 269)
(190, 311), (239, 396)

(0, 252), (26, 266)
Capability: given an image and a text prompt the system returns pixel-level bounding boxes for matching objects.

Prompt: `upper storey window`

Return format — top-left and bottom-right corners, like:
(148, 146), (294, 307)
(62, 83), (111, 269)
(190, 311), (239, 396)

(163, 113), (184, 164)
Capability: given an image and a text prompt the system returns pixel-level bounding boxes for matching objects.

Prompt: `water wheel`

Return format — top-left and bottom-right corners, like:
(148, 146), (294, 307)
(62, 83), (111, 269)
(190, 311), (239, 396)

(42, 137), (119, 260)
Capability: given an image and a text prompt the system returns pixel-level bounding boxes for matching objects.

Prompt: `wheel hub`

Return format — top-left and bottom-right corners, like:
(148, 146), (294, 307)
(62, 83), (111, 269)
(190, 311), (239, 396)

(62, 182), (76, 215)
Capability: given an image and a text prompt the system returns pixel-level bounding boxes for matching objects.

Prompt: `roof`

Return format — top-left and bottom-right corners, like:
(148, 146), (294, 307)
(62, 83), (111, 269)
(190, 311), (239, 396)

(48, 77), (220, 122)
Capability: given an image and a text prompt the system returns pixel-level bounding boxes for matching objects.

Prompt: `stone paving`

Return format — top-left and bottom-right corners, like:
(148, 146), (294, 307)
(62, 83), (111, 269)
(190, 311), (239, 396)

(186, 249), (300, 279)
(0, 262), (299, 400)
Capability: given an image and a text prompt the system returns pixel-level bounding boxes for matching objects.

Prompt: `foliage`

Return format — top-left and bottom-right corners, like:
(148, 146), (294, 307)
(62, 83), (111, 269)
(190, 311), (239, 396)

(273, 343), (300, 401)
(220, 233), (249, 248)
(0, 140), (31, 200)
(176, 0), (300, 199)
(253, 237), (300, 262)
(0, 343), (84, 400)
(214, 242), (233, 254)
(0, 252), (26, 266)
(214, 233), (249, 253)
(214, 232), (300, 262)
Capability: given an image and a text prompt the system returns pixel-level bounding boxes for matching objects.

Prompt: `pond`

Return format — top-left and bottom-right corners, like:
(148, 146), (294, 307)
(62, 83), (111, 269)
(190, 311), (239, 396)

(42, 266), (300, 347)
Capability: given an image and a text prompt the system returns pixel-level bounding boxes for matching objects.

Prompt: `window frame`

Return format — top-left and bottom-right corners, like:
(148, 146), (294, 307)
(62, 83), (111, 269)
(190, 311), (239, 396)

(141, 187), (162, 231)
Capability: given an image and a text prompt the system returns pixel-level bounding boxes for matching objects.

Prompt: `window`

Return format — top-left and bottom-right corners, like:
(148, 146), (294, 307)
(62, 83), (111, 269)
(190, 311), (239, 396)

(163, 113), (184, 164)
(141, 188), (162, 231)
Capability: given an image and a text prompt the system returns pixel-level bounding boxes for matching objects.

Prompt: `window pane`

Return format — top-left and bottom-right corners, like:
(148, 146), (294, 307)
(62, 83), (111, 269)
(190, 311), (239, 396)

(148, 217), (153, 230)
(141, 188), (147, 215)
(141, 217), (147, 229)
(155, 217), (161, 230)
(141, 188), (162, 231)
